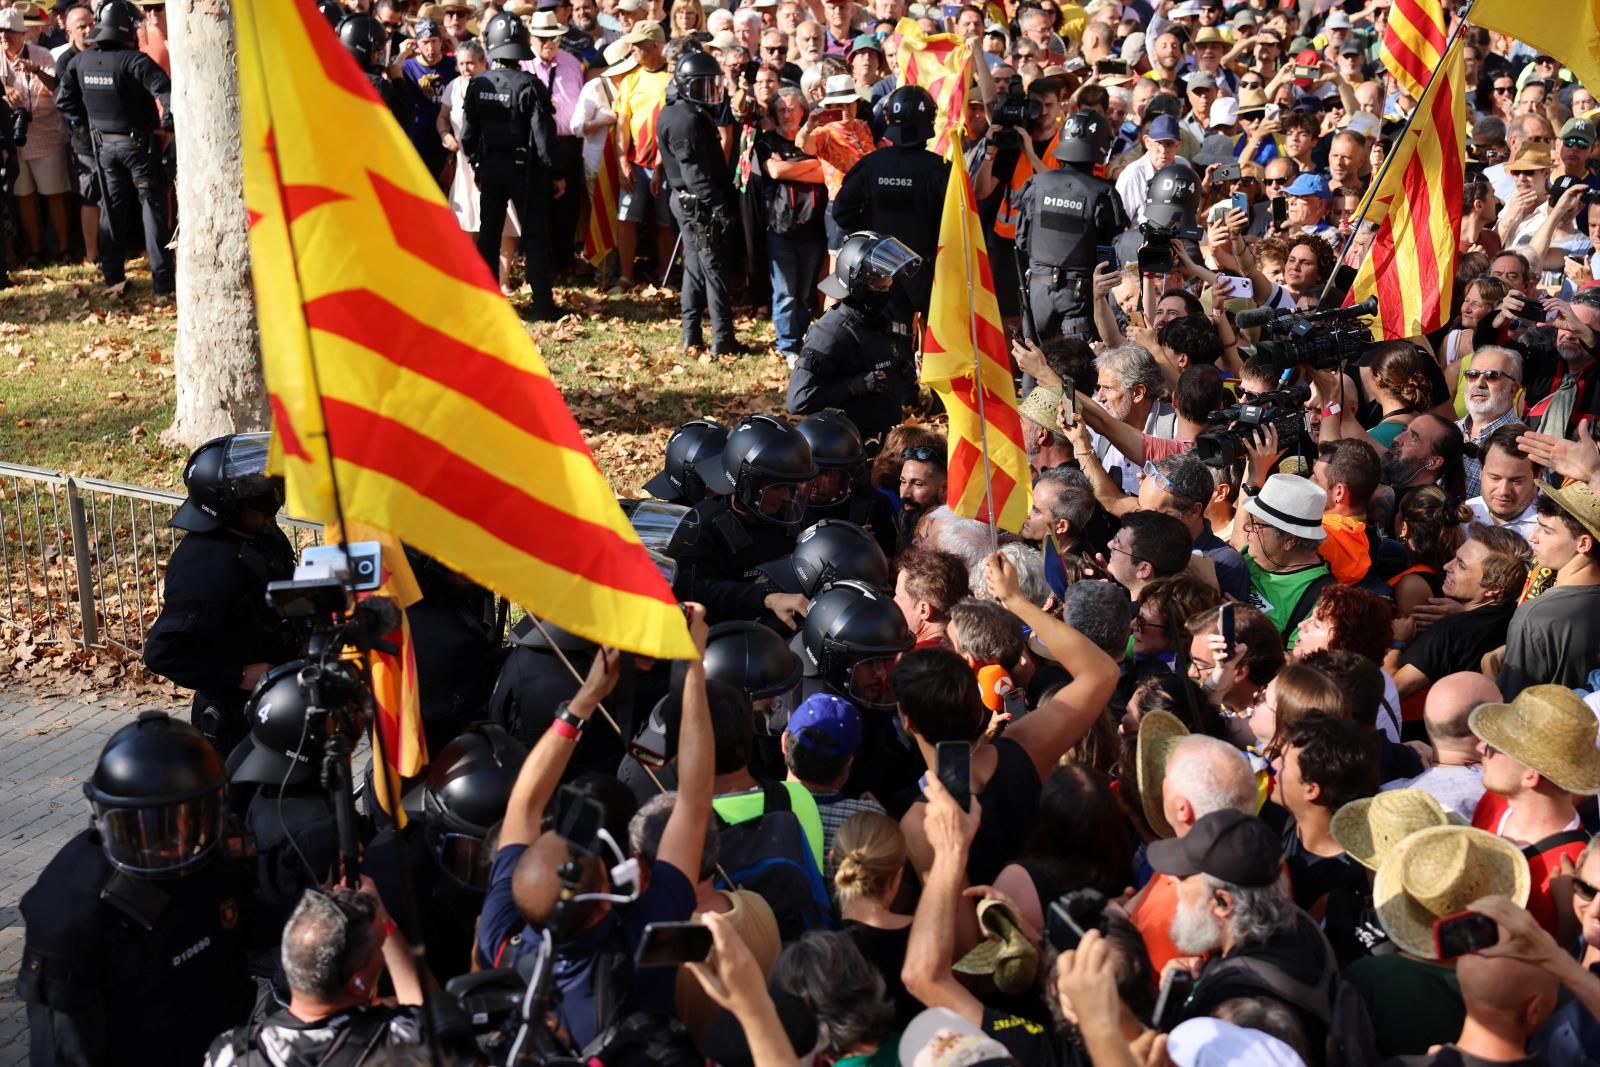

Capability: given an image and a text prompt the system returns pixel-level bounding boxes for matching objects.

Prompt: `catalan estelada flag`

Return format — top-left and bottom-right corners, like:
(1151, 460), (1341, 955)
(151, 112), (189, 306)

(584, 131), (621, 267)
(236, 0), (696, 666)
(921, 138), (1031, 533)
(1380, 0), (1447, 102)
(1469, 0), (1600, 106)
(893, 18), (971, 160)
(1347, 31), (1464, 340)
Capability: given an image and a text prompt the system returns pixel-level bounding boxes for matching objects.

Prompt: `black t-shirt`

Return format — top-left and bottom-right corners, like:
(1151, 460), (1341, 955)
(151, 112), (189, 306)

(982, 1008), (1087, 1067)
(1386, 1046), (1548, 1067)
(1399, 601), (1518, 683)
(842, 921), (920, 1030)
(1281, 825), (1369, 913)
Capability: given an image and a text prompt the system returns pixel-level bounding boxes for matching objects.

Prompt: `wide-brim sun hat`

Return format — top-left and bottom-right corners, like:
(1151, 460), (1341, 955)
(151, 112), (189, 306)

(1373, 825), (1530, 960)
(1137, 710), (1190, 840)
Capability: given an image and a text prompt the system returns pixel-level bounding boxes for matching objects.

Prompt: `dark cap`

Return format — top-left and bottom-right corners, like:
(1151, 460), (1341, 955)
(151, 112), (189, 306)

(1146, 809), (1282, 887)
(413, 16), (441, 37)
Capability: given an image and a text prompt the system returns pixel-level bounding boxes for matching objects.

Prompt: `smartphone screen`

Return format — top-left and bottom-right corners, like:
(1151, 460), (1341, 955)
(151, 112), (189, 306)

(1433, 912), (1498, 958)
(636, 921), (714, 967)
(814, 107), (845, 125)
(1095, 244), (1117, 272)
(1095, 58), (1129, 75)
(936, 740), (973, 811)
(1219, 603), (1235, 661)
(1271, 198), (1288, 226)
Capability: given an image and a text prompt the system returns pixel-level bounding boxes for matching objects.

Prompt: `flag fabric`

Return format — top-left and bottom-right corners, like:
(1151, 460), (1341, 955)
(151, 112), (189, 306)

(1380, 0), (1447, 102)
(584, 132), (621, 267)
(892, 18), (971, 159)
(236, 0), (696, 662)
(921, 138), (1032, 533)
(1043, 529), (1069, 599)
(1470, 0), (1600, 104)
(327, 522), (425, 826)
(1347, 32), (1465, 341)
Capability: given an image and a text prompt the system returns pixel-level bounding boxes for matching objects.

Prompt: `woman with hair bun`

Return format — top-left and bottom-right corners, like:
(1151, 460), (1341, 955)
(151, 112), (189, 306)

(831, 811), (919, 1028)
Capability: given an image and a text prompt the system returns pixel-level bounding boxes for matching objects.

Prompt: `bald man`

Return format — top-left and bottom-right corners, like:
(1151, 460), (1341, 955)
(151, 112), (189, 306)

(1390, 952), (1560, 1066)
(1129, 734), (1257, 972)
(1381, 672), (1494, 821)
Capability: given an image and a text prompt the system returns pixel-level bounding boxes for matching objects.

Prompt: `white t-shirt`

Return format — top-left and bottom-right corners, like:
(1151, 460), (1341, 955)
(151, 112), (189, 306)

(1464, 496), (1539, 542)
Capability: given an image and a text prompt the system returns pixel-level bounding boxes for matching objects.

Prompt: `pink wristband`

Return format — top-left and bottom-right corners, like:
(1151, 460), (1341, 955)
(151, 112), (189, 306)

(551, 718), (581, 742)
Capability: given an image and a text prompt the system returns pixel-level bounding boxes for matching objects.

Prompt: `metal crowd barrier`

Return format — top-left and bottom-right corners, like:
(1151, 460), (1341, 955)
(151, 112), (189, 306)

(0, 462), (320, 654)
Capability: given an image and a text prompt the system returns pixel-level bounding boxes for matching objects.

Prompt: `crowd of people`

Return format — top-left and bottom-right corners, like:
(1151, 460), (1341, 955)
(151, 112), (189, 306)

(15, 0), (1600, 1065)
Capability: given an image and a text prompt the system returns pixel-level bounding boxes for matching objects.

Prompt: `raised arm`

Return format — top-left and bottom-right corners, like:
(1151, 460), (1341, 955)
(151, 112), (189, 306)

(657, 604), (713, 878)
(900, 775), (985, 1026)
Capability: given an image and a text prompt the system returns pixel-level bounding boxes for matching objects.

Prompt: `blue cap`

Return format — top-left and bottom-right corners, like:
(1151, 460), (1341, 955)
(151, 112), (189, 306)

(785, 693), (862, 757)
(1146, 114), (1181, 143)
(1282, 172), (1331, 200)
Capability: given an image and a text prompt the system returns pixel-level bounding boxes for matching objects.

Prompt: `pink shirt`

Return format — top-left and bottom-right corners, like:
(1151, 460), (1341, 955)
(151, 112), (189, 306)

(1, 43), (65, 160)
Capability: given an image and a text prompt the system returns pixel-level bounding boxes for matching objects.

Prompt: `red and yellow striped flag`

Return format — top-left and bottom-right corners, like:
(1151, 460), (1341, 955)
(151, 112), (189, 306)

(893, 18), (971, 159)
(236, 0), (696, 665)
(1469, 0), (1600, 106)
(1347, 32), (1464, 340)
(584, 132), (621, 267)
(921, 139), (1032, 533)
(1380, 0), (1447, 102)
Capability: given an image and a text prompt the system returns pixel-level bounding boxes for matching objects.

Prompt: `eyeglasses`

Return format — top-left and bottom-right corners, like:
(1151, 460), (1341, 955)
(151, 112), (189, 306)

(1140, 460), (1199, 504)
(1132, 615), (1166, 631)
(1576, 875), (1599, 904)
(902, 445), (941, 462)
(1108, 542), (1143, 564)
(1462, 368), (1517, 383)
(1492, 84), (1514, 94)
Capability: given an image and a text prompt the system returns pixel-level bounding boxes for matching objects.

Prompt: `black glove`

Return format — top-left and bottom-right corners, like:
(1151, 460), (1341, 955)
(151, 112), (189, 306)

(850, 369), (889, 396)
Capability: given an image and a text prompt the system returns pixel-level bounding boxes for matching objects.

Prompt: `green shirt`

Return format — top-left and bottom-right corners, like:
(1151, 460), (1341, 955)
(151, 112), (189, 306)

(1242, 550), (1331, 648)
(1345, 953), (1463, 1057)
(835, 1037), (901, 1067)
(710, 781), (827, 874)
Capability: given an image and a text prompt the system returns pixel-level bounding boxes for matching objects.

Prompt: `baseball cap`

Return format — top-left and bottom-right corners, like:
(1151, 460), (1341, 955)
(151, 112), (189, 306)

(412, 16), (442, 37)
(1184, 70), (1217, 91)
(784, 693), (862, 759)
(1167, 1018), (1307, 1067)
(615, 0), (646, 10)
(899, 1008), (1016, 1067)
(0, 8), (25, 30)
(1147, 809), (1282, 887)
(1146, 114), (1181, 143)
(1170, 0), (1201, 16)
(1561, 117), (1597, 147)
(1325, 10), (1350, 29)
(621, 19), (664, 44)
(1208, 97), (1239, 127)
(1339, 38), (1363, 56)
(1282, 172), (1332, 200)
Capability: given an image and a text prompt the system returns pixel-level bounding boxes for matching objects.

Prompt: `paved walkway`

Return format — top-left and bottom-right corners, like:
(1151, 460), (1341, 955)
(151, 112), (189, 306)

(0, 686), (169, 1066)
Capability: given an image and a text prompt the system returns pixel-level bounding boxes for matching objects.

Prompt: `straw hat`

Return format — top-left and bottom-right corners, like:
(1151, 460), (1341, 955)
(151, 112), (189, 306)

(1468, 684), (1600, 795)
(952, 898), (1040, 994)
(1373, 825), (1530, 960)
(527, 10), (567, 35)
(1137, 710), (1189, 840)
(1540, 477), (1600, 542)
(1330, 788), (1456, 871)
(1017, 384), (1063, 431)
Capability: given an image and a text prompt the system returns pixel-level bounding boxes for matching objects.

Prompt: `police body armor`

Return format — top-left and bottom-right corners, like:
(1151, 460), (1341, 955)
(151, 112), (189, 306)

(464, 65), (539, 168)
(1016, 166), (1125, 341)
(670, 496), (802, 624)
(787, 302), (916, 442)
(72, 48), (162, 135)
(830, 147), (949, 315)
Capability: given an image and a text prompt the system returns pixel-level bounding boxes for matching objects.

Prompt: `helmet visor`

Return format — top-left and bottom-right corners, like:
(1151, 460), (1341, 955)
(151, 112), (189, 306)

(435, 830), (491, 890)
(685, 75), (726, 106)
(806, 469), (852, 509)
(753, 481), (810, 526)
(94, 789), (225, 878)
(859, 235), (923, 287)
(222, 433), (279, 504)
(847, 654), (900, 709)
(625, 498), (692, 558)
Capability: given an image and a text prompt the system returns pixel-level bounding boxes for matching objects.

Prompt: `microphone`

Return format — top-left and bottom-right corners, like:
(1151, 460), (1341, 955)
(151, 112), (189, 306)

(1234, 304), (1285, 330)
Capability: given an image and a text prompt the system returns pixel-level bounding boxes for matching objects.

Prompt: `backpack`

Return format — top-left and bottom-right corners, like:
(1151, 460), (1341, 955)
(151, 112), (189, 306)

(1198, 923), (1379, 1067)
(712, 781), (834, 941)
(225, 1008), (395, 1067)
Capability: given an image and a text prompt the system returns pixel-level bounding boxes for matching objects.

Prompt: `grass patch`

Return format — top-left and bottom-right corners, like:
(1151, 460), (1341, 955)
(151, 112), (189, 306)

(2, 262), (792, 495)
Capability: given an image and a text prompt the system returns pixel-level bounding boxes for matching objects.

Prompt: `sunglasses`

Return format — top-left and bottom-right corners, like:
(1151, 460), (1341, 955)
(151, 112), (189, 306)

(763, 43), (785, 51)
(1462, 368), (1517, 383)
(1264, 177), (1289, 186)
(1565, 137), (1593, 149)
(1576, 876), (1599, 904)
(1492, 84), (1514, 94)
(902, 445), (941, 462)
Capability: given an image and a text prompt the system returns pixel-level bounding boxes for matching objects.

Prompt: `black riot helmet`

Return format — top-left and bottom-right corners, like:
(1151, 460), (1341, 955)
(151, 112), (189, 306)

(83, 711), (228, 879)
(757, 520), (890, 598)
(818, 231), (923, 303)
(795, 408), (867, 508)
(674, 48), (726, 108)
(337, 13), (388, 69)
(1055, 108), (1113, 168)
(693, 414), (818, 531)
(318, 0), (343, 28)
(422, 724), (528, 888)
(790, 580), (912, 708)
(230, 661), (330, 788)
(171, 432), (284, 533)
(883, 84), (936, 146)
(644, 419), (729, 502)
(1144, 163), (1200, 231)
(90, 0), (140, 45)
(508, 613), (597, 654)
(484, 11), (534, 61)
(703, 620), (803, 700)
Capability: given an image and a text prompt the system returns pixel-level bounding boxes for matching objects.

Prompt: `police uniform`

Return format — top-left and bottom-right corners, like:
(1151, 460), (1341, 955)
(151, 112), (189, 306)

(787, 301), (917, 442)
(829, 145), (949, 316)
(142, 526), (299, 753)
(364, 821), (486, 980)
(1013, 165), (1126, 340)
(54, 38), (175, 295)
(656, 93), (738, 353)
(243, 784), (340, 939)
(671, 497), (801, 623)
(802, 489), (899, 559)
(18, 829), (256, 1067)
(461, 64), (561, 316)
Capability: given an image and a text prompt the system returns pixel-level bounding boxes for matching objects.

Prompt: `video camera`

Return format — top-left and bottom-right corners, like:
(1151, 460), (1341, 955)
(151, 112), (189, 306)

(990, 80), (1042, 147)
(1236, 295), (1378, 371)
(1136, 217), (1206, 275)
(1193, 381), (1311, 468)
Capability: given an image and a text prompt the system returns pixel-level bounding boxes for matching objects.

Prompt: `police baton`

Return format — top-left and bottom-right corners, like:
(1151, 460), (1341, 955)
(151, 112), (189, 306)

(660, 229), (683, 288)
(1012, 241), (1039, 345)
(89, 131), (122, 247)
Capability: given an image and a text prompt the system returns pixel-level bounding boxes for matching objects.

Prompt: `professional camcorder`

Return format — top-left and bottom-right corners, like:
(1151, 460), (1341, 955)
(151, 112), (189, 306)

(1237, 295), (1379, 371)
(1194, 382), (1311, 468)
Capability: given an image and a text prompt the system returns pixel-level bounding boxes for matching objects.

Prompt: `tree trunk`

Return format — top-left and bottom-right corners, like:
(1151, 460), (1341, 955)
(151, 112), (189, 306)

(162, 0), (266, 449)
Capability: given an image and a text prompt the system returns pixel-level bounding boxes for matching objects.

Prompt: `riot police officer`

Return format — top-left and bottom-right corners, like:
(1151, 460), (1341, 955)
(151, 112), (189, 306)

(794, 408), (899, 555)
(366, 723), (528, 979)
(657, 49), (741, 355)
(788, 580), (917, 800)
(461, 11), (565, 319)
(336, 12), (414, 128)
(672, 414), (818, 624)
(643, 418), (729, 507)
(756, 519), (891, 600)
(830, 86), (949, 318)
(19, 713), (257, 1066)
(787, 231), (921, 441)
(404, 547), (500, 755)
(54, 0), (175, 297)
(144, 433), (301, 754)
(1014, 109), (1127, 342)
